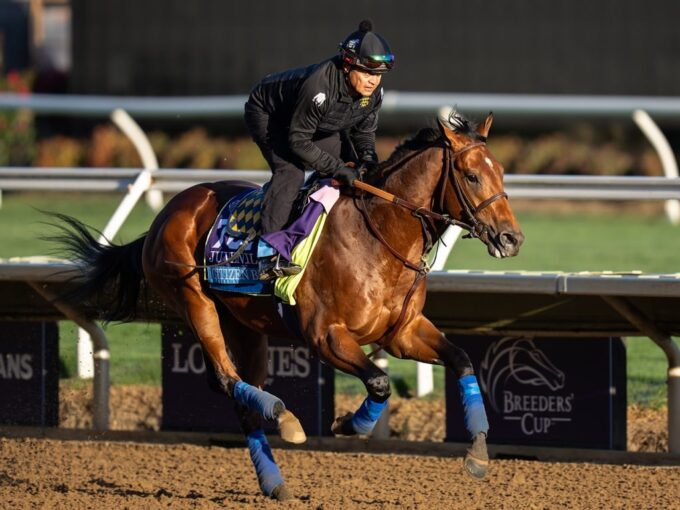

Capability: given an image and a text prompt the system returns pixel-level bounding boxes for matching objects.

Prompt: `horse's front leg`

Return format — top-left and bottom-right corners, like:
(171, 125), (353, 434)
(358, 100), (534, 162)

(386, 314), (489, 479)
(318, 324), (391, 437)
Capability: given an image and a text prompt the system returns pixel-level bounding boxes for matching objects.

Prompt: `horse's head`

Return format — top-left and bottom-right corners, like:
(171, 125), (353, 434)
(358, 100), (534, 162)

(437, 111), (524, 258)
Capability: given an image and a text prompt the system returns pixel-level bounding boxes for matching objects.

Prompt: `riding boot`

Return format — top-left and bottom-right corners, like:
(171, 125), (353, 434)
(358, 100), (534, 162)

(259, 254), (302, 281)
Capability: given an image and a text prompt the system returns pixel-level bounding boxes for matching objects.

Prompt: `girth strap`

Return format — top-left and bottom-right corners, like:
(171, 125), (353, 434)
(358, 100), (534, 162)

(368, 270), (427, 358)
(356, 188), (433, 359)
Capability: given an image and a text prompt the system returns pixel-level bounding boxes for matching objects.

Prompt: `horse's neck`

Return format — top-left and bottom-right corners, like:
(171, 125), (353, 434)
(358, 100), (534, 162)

(381, 147), (443, 208)
(357, 147), (443, 263)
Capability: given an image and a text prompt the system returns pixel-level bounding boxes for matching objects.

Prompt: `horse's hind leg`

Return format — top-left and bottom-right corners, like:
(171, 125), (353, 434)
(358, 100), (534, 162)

(221, 315), (291, 501)
(386, 315), (490, 480)
(148, 264), (304, 440)
(318, 324), (391, 437)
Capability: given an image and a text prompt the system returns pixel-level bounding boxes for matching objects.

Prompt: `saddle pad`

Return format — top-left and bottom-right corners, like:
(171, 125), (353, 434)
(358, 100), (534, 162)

(204, 183), (340, 298)
(226, 187), (264, 239)
(204, 188), (271, 295)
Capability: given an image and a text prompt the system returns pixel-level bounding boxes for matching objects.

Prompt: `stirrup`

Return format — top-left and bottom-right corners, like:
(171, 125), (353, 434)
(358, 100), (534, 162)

(258, 256), (302, 281)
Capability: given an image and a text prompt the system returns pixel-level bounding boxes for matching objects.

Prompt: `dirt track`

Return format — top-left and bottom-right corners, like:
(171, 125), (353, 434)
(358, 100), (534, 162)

(2, 437), (679, 509)
(0, 386), (674, 508)
(58, 385), (669, 452)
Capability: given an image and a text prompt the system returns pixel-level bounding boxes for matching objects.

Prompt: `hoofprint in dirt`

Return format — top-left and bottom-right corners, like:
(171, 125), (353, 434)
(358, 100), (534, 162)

(59, 385), (668, 452)
(1, 437), (679, 510)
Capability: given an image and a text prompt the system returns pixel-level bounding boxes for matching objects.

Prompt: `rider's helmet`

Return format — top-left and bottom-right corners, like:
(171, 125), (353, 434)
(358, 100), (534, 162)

(339, 20), (394, 74)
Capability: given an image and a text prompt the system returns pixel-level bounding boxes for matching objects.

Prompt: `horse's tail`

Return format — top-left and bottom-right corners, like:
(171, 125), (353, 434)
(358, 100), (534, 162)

(47, 212), (147, 323)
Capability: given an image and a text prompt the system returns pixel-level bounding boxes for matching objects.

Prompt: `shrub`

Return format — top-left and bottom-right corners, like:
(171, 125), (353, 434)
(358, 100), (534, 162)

(0, 70), (36, 166)
(35, 136), (85, 167)
(87, 125), (141, 167)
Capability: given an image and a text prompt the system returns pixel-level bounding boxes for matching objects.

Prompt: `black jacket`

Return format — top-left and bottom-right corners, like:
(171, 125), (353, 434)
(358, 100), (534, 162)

(246, 57), (382, 175)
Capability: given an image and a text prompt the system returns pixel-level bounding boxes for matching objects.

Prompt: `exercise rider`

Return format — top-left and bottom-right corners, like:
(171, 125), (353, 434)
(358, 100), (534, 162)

(244, 19), (394, 280)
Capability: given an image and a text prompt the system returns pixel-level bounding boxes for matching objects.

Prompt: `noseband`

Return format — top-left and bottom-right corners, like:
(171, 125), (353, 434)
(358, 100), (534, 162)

(440, 141), (508, 241)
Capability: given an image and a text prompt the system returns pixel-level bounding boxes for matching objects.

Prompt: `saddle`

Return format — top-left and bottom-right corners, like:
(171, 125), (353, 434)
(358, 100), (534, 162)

(203, 177), (334, 299)
(226, 177), (324, 240)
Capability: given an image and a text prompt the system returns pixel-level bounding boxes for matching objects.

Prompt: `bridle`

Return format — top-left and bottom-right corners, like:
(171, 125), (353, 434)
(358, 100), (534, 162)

(357, 137), (509, 270)
(439, 139), (509, 242)
(355, 136), (508, 355)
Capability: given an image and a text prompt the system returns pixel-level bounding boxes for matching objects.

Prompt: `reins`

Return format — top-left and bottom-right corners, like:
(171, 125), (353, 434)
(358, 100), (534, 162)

(353, 140), (508, 357)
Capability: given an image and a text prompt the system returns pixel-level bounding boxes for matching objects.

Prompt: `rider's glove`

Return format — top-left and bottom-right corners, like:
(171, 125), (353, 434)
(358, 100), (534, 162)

(333, 166), (360, 187)
(359, 159), (378, 175)
(358, 152), (379, 175)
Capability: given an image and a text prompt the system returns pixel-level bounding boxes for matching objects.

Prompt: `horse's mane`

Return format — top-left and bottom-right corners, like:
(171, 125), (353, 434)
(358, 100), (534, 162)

(373, 110), (482, 179)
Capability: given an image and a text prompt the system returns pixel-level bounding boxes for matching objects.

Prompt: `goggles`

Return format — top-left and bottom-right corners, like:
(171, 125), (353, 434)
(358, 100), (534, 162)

(359, 54), (395, 71)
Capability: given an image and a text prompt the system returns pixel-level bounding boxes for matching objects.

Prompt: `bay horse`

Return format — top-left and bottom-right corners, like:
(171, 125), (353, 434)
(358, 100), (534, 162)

(56, 111), (524, 500)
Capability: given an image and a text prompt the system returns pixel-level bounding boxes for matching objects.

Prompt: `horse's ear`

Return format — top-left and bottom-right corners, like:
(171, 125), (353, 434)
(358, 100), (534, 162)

(438, 117), (467, 151)
(477, 112), (494, 139)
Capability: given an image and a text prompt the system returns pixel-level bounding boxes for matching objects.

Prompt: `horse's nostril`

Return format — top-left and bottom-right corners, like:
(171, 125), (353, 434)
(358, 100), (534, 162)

(500, 232), (516, 247)
(499, 231), (525, 249)
(500, 233), (514, 247)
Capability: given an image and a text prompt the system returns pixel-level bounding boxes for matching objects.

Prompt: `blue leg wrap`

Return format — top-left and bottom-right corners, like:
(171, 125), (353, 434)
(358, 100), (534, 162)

(246, 429), (284, 496)
(458, 374), (489, 438)
(351, 396), (388, 435)
(233, 381), (284, 421)
(257, 239), (276, 258)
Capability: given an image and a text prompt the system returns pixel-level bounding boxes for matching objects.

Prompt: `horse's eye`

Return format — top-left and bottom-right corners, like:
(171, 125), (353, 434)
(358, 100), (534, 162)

(465, 173), (479, 184)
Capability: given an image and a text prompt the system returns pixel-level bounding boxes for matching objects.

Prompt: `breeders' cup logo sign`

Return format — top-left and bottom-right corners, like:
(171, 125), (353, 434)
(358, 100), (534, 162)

(445, 335), (625, 449)
(479, 337), (574, 436)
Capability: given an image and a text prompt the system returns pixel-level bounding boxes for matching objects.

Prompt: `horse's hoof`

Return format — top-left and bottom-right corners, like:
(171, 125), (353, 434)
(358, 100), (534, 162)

(331, 412), (355, 436)
(463, 452), (489, 480)
(463, 432), (489, 480)
(270, 483), (292, 501)
(277, 409), (306, 444)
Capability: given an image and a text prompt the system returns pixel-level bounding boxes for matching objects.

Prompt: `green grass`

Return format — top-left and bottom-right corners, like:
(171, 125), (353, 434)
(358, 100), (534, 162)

(0, 193), (675, 406)
(624, 336), (668, 408)
(59, 322), (161, 386)
(447, 210), (680, 274)
(0, 191), (157, 258)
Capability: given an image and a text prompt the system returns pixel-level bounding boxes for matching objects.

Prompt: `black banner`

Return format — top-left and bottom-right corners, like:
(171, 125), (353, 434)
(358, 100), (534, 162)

(72, 1), (680, 98)
(446, 336), (626, 449)
(0, 322), (59, 426)
(161, 324), (334, 436)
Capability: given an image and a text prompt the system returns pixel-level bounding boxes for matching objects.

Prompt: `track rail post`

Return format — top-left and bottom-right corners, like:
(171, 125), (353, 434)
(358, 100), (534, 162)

(632, 109), (680, 225)
(602, 295), (680, 453)
(29, 282), (110, 431)
(372, 348), (390, 439)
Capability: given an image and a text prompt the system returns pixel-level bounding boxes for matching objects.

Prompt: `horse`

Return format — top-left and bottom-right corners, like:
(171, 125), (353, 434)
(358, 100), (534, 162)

(54, 111), (524, 500)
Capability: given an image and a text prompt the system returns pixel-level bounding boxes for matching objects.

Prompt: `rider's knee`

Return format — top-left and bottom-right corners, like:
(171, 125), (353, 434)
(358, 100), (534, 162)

(366, 373), (391, 402)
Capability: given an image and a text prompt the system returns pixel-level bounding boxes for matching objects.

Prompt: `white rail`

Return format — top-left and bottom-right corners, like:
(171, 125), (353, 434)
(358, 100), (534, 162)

(1, 168), (679, 200)
(3, 92), (680, 121)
